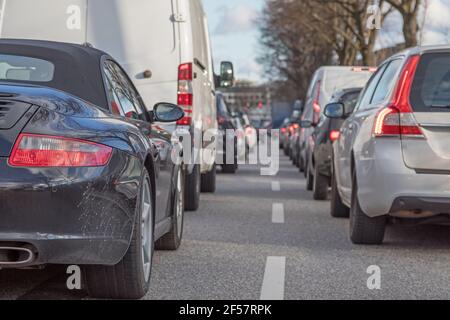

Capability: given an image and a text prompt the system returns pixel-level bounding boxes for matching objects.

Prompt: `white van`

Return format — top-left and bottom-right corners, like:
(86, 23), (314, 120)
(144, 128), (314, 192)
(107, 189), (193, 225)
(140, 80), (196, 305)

(0, 0), (234, 211)
(299, 66), (374, 186)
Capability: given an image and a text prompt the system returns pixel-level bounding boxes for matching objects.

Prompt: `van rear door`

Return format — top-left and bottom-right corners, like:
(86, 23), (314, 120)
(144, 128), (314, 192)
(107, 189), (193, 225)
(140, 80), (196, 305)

(86, 0), (180, 110)
(402, 51), (450, 172)
(0, 0), (87, 44)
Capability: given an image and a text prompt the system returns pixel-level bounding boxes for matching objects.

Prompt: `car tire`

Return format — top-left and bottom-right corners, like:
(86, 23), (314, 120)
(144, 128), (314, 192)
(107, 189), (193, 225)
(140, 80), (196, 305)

(184, 164), (200, 211)
(349, 170), (386, 245)
(313, 163), (328, 200)
(222, 139), (238, 174)
(155, 165), (185, 250)
(299, 156), (304, 173)
(201, 163), (216, 193)
(330, 171), (349, 218)
(306, 165), (313, 191)
(84, 168), (154, 299)
(303, 159), (308, 178)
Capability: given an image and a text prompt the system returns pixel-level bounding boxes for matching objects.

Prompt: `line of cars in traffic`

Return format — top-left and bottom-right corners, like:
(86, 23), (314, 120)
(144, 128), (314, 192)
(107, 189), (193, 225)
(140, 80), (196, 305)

(283, 46), (450, 245)
(0, 0), (236, 299)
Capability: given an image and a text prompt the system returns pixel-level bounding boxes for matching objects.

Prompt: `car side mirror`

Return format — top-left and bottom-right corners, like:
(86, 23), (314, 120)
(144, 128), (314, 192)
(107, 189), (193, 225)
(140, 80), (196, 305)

(217, 61), (234, 88)
(300, 120), (313, 128)
(151, 103), (184, 123)
(324, 103), (345, 119)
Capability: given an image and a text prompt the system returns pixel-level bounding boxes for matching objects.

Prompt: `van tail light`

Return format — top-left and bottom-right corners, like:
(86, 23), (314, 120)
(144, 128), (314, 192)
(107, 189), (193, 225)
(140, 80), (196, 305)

(312, 80), (322, 123)
(329, 130), (341, 142)
(313, 101), (321, 113)
(9, 134), (112, 167)
(373, 55), (424, 139)
(177, 63), (193, 126)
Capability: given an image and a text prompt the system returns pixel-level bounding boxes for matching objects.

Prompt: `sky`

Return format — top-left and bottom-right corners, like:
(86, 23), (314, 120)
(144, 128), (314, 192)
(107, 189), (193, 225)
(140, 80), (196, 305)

(203, 0), (264, 82)
(203, 0), (450, 82)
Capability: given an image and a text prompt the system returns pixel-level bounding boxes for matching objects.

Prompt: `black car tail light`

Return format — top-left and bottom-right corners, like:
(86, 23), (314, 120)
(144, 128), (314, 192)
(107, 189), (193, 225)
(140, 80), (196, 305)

(8, 133), (112, 167)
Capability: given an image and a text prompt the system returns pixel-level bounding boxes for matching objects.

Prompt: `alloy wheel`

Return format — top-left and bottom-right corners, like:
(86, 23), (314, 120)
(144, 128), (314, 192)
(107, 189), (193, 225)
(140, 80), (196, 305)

(141, 178), (153, 282)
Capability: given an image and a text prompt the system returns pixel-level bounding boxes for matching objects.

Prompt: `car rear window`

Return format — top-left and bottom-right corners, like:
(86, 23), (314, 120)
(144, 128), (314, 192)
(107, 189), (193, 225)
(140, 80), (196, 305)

(0, 54), (54, 82)
(410, 52), (450, 112)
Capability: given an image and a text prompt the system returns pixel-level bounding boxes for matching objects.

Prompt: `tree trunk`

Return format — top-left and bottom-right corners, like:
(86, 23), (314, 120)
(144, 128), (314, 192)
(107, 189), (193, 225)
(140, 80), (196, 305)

(403, 13), (418, 47)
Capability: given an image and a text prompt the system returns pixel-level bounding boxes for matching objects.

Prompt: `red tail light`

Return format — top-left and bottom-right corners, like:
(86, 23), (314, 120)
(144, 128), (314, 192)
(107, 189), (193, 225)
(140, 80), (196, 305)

(218, 116), (227, 125)
(178, 62), (193, 81)
(281, 127), (287, 134)
(313, 102), (321, 113)
(313, 80), (322, 122)
(373, 55), (424, 138)
(9, 134), (112, 167)
(329, 130), (341, 142)
(289, 125), (295, 134)
(177, 63), (193, 126)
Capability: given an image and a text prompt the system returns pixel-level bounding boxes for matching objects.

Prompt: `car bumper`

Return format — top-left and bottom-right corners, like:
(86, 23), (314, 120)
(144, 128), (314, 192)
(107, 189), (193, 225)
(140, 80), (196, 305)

(0, 150), (141, 267)
(356, 139), (450, 218)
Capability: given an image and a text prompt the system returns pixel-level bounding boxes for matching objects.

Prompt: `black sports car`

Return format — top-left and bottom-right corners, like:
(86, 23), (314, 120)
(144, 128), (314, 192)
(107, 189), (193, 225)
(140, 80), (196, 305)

(0, 40), (185, 299)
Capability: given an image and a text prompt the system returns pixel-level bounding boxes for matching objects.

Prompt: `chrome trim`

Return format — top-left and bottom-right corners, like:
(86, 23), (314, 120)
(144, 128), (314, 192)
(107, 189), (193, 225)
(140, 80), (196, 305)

(0, 246), (35, 266)
(420, 123), (450, 128)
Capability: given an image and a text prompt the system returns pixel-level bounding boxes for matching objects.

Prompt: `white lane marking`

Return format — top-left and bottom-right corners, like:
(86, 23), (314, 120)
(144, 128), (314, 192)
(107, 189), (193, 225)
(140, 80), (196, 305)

(271, 181), (281, 191)
(260, 256), (286, 300)
(272, 203), (285, 224)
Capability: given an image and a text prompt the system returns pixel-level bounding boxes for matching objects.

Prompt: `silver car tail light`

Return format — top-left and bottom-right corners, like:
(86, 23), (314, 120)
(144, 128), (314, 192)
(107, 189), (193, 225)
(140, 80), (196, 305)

(373, 55), (425, 139)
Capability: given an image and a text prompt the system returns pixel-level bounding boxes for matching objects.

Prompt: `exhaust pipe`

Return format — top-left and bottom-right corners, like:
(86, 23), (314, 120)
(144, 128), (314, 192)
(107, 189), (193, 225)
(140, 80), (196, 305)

(0, 245), (36, 268)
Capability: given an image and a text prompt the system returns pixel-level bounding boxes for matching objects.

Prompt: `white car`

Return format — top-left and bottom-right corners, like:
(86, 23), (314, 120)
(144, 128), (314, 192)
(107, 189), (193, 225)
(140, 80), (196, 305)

(0, 0), (234, 211)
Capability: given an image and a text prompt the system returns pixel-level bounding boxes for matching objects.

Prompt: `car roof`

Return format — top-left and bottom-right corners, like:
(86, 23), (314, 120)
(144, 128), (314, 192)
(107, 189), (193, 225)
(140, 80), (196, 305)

(0, 39), (111, 108)
(384, 45), (450, 62)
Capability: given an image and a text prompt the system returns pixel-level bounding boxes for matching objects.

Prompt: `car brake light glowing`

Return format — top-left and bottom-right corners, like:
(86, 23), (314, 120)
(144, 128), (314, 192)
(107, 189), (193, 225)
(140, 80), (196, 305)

(289, 125), (295, 134)
(313, 80), (322, 115)
(313, 101), (321, 113)
(373, 55), (424, 139)
(329, 130), (341, 142)
(9, 134), (112, 167)
(177, 63), (193, 126)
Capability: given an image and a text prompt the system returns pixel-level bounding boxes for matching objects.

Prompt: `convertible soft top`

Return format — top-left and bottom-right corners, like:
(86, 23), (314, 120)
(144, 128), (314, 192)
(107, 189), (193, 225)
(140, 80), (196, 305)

(0, 39), (109, 108)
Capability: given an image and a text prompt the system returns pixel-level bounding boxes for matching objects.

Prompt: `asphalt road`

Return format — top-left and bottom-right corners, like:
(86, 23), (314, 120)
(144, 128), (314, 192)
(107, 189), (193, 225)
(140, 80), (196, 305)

(1, 155), (450, 300)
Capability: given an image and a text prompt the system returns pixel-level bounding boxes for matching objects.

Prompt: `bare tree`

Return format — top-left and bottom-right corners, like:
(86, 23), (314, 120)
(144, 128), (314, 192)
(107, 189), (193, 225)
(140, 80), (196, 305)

(258, 0), (332, 100)
(385, 0), (423, 47)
